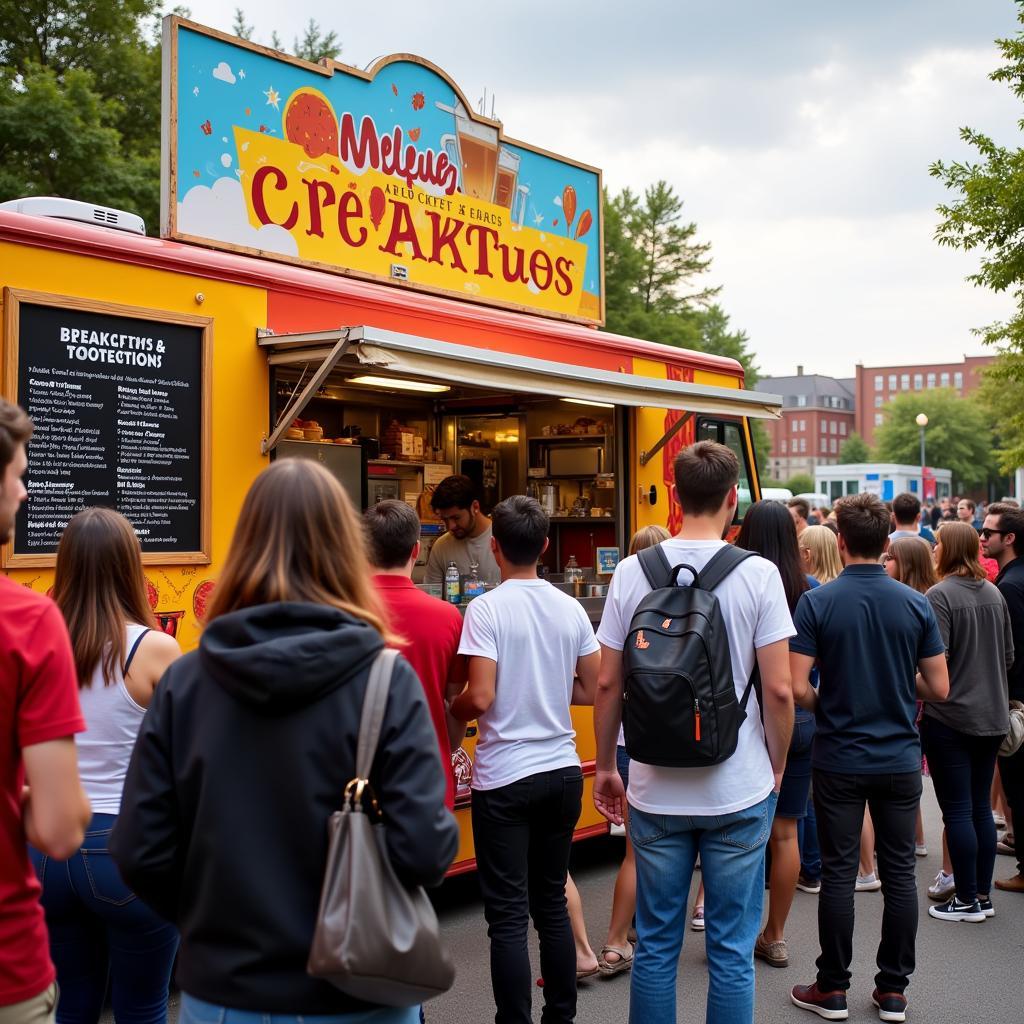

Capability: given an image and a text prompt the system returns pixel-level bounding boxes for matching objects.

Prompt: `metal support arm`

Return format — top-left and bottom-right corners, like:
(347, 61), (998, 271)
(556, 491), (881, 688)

(639, 411), (694, 467)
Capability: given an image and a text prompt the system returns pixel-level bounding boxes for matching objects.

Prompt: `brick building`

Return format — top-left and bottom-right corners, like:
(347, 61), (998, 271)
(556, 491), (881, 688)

(854, 355), (994, 448)
(759, 368), (856, 482)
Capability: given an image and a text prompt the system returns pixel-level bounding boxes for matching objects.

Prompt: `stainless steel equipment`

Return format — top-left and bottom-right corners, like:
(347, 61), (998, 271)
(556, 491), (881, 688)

(540, 482), (560, 516)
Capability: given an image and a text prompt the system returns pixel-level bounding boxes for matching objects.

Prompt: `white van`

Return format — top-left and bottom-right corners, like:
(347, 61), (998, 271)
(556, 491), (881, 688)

(760, 487), (793, 503)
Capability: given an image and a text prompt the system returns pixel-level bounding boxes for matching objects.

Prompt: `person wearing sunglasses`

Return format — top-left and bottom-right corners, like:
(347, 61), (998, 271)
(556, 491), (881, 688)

(981, 502), (1024, 894)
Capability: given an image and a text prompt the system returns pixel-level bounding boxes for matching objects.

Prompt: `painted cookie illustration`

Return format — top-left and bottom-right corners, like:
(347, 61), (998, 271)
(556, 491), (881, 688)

(284, 88), (338, 159)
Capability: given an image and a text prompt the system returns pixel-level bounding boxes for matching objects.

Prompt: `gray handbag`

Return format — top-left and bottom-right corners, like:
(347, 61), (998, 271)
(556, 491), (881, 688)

(1000, 700), (1024, 758)
(307, 648), (456, 1005)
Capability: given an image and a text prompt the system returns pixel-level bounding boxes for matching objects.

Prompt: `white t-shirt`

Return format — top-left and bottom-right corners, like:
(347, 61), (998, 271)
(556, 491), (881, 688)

(459, 578), (600, 790)
(596, 538), (795, 816)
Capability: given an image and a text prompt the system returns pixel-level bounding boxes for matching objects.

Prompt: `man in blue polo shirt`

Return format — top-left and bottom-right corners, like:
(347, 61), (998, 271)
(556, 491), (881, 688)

(788, 493), (949, 1024)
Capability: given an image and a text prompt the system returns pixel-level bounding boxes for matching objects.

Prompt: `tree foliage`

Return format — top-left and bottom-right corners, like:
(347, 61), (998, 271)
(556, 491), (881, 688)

(930, 1), (1024, 472)
(839, 432), (870, 463)
(785, 473), (815, 495)
(874, 389), (996, 490)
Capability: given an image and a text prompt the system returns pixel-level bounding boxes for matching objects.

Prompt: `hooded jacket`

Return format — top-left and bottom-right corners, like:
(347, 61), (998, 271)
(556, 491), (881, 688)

(109, 602), (458, 1014)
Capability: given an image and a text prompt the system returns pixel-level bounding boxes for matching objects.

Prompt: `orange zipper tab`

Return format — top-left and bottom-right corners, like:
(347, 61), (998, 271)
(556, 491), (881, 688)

(694, 700), (701, 741)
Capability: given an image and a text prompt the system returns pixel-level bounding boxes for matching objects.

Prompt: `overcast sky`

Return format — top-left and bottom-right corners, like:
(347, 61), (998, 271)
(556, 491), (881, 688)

(182, 0), (1023, 378)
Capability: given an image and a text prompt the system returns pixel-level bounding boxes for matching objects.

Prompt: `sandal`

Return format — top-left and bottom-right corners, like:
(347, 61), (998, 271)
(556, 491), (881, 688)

(576, 964), (600, 981)
(597, 941), (635, 977)
(691, 905), (705, 931)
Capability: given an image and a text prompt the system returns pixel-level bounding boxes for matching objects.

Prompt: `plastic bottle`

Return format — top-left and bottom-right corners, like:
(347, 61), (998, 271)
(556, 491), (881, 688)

(444, 561), (462, 605)
(463, 561), (486, 601)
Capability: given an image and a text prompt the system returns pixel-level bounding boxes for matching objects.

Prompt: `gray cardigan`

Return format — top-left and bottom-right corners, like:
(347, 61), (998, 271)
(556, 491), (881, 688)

(924, 576), (1013, 736)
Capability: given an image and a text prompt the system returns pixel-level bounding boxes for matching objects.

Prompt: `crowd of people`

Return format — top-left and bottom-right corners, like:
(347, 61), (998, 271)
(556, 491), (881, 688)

(3, 389), (1023, 1024)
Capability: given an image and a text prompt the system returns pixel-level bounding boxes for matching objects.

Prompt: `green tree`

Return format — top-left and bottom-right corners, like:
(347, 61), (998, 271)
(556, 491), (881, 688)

(785, 473), (815, 495)
(839, 432), (870, 463)
(874, 389), (996, 490)
(930, 1), (1024, 471)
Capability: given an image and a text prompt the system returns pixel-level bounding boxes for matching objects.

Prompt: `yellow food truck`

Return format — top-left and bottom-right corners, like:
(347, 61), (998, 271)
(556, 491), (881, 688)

(0, 17), (781, 873)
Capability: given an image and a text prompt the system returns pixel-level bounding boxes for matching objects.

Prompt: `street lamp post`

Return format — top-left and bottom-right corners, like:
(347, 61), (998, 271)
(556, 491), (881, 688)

(916, 413), (929, 501)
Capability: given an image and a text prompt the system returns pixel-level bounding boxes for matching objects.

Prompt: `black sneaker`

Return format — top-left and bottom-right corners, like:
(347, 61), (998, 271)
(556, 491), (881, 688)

(978, 896), (995, 918)
(791, 982), (849, 1020)
(871, 989), (907, 1022)
(797, 873), (822, 894)
(928, 894), (986, 922)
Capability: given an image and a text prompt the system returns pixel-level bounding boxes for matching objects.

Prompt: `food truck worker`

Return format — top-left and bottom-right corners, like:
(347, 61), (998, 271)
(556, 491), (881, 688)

(425, 475), (501, 587)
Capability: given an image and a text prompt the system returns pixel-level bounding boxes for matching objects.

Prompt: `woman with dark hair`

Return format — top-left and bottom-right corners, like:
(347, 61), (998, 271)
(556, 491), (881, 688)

(735, 500), (811, 968)
(922, 522), (1013, 923)
(110, 459), (459, 1023)
(33, 507), (181, 1023)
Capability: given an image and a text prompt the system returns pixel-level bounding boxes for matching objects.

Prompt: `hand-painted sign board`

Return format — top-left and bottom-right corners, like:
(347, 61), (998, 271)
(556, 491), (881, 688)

(162, 17), (604, 324)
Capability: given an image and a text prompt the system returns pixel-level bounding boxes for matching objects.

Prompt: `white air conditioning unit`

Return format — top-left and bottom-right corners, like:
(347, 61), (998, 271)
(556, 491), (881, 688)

(0, 197), (145, 236)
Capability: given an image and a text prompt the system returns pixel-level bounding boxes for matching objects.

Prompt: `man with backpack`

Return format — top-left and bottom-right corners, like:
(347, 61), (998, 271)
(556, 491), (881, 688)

(593, 440), (796, 1024)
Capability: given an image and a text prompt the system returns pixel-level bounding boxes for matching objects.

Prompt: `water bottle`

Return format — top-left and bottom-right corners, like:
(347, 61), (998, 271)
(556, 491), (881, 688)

(463, 561), (486, 601)
(444, 561), (461, 605)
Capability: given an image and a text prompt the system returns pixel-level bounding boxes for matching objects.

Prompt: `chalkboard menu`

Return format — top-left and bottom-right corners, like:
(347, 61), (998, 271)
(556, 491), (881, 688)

(4, 291), (211, 565)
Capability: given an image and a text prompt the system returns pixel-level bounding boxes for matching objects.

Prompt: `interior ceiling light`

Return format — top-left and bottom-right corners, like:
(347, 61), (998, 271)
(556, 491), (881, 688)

(347, 375), (450, 393)
(561, 398), (614, 409)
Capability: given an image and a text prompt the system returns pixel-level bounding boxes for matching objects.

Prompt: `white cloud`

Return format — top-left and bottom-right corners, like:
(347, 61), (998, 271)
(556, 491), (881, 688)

(212, 61), (236, 85)
(177, 177), (299, 257)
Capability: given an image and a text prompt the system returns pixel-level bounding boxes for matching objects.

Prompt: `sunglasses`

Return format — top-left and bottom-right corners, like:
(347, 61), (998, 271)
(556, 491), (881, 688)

(980, 528), (1006, 540)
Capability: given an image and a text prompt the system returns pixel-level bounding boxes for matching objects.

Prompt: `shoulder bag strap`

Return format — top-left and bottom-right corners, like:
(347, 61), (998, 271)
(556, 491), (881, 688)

(637, 543), (674, 590)
(122, 627), (152, 675)
(355, 648), (399, 782)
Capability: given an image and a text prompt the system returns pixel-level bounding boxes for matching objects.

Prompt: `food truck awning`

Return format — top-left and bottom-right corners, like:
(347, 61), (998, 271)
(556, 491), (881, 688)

(259, 325), (782, 451)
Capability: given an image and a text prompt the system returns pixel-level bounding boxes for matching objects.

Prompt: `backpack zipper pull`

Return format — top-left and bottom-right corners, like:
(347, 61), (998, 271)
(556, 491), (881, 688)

(694, 700), (701, 741)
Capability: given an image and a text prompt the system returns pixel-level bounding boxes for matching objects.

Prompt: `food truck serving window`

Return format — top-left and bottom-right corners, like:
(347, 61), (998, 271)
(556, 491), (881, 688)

(696, 418), (755, 519)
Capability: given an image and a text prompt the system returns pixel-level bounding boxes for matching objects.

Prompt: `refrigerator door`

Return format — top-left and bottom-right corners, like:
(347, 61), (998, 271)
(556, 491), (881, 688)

(276, 440), (367, 509)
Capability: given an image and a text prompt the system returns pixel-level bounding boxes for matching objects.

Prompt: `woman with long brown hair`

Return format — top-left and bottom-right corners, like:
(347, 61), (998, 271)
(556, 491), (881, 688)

(883, 536), (937, 594)
(32, 507), (181, 1024)
(921, 521), (1013, 923)
(110, 458), (458, 1024)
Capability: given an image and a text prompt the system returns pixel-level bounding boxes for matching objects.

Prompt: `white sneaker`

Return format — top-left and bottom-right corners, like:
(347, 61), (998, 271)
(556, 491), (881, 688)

(994, 812), (1007, 828)
(915, 844), (928, 857)
(928, 870), (955, 901)
(856, 872), (882, 892)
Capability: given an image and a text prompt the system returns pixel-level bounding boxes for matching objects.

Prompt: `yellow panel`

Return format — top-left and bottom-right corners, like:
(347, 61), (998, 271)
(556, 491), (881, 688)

(632, 358), (672, 531)
(0, 241), (269, 652)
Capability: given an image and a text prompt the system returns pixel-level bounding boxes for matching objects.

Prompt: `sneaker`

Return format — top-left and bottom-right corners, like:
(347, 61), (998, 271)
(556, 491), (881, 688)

(871, 989), (907, 1023)
(856, 872), (882, 892)
(791, 982), (849, 1020)
(690, 905), (704, 931)
(928, 870), (955, 900)
(797, 873), (822, 894)
(914, 843), (928, 857)
(978, 896), (995, 918)
(754, 931), (789, 968)
(928, 895), (986, 922)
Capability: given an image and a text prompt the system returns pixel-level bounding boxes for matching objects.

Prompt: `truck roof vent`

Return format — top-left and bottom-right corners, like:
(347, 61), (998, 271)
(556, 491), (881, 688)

(0, 197), (145, 236)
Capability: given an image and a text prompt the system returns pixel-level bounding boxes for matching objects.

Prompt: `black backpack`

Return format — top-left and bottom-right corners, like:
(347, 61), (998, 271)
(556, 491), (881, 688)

(622, 543), (760, 768)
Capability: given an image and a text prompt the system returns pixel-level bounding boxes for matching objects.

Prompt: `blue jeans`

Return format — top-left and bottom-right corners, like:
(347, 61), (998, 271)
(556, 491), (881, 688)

(29, 813), (178, 1024)
(798, 789), (822, 882)
(628, 791), (777, 1024)
(179, 994), (421, 1023)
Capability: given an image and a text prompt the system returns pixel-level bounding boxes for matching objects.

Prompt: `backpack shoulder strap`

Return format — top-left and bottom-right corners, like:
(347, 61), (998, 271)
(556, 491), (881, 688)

(697, 544), (759, 592)
(637, 543), (674, 590)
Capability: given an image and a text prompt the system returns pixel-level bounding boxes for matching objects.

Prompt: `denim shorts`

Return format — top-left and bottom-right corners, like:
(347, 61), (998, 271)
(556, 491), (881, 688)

(776, 714), (815, 819)
(616, 744), (630, 791)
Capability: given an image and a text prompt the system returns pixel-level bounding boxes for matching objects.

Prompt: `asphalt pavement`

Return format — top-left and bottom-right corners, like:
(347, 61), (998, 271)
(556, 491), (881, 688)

(103, 779), (1023, 1023)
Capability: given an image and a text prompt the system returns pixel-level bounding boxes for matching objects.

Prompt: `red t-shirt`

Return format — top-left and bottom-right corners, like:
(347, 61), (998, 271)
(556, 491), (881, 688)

(373, 575), (463, 810)
(0, 576), (84, 1007)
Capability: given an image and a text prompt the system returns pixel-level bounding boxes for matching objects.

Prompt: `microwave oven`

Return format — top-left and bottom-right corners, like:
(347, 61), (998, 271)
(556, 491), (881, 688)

(548, 445), (603, 477)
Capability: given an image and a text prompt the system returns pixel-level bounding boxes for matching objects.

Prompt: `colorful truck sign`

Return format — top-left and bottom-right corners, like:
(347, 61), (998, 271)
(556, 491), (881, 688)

(162, 18), (604, 324)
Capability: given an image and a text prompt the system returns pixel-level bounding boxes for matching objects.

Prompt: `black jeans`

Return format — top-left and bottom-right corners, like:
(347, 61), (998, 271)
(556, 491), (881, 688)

(921, 716), (1002, 902)
(999, 740), (1024, 876)
(471, 766), (583, 1024)
(812, 768), (922, 995)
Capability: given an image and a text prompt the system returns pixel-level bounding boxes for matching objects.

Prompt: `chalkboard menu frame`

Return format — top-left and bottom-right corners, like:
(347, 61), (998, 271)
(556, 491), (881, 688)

(2, 288), (213, 568)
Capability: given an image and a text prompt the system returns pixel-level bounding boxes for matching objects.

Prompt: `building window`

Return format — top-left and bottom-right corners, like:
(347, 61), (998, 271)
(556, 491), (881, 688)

(874, 375), (883, 391)
(820, 438), (827, 453)
(830, 421), (837, 434)
(954, 372), (963, 389)
(875, 413), (884, 426)
(900, 373), (910, 390)
(927, 372), (936, 388)
(781, 439), (787, 454)
(874, 395), (883, 408)
(888, 374), (897, 391)
(941, 372), (950, 387)
(840, 422), (847, 436)
(797, 395), (807, 407)
(800, 438), (807, 453)
(821, 420), (827, 433)
(914, 373), (923, 390)
(830, 438), (838, 454)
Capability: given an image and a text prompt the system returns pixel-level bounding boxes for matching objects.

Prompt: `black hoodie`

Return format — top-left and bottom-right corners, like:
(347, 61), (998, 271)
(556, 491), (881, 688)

(110, 602), (458, 1014)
